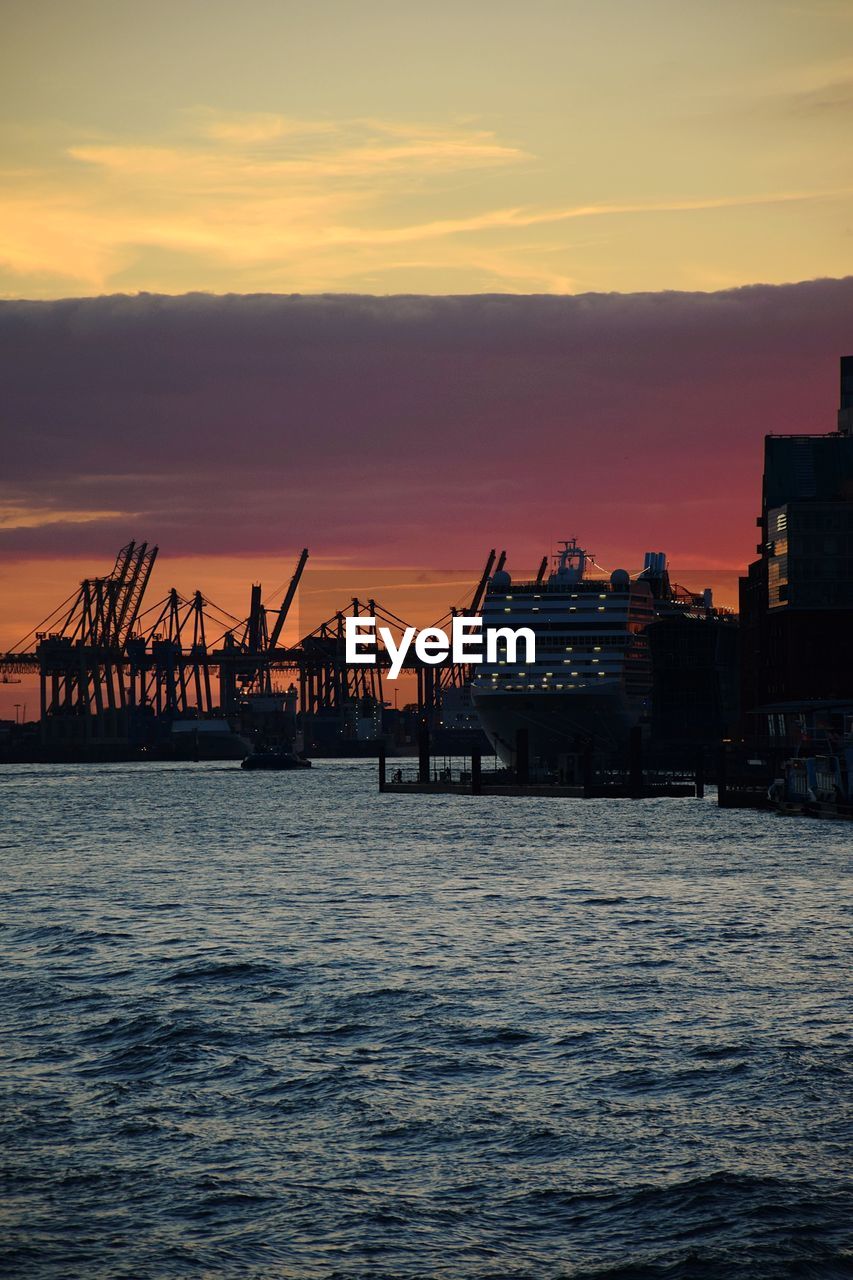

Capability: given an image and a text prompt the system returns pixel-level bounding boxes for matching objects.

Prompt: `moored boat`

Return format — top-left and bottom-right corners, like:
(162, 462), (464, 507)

(769, 747), (853, 819)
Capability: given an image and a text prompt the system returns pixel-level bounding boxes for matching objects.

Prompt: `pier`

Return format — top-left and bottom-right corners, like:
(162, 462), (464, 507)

(378, 728), (703, 800)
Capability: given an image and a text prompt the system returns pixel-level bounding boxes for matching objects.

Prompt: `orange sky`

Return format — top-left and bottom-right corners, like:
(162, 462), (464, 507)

(0, 554), (742, 720)
(2, 2), (851, 719)
(2, 2), (853, 298)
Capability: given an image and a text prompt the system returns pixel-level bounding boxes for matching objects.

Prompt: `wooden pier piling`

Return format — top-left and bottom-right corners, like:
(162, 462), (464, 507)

(515, 728), (529, 785)
(629, 726), (643, 799)
(418, 723), (430, 784)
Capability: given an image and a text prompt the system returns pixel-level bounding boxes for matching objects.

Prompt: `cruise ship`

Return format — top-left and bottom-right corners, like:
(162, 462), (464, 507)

(470, 540), (701, 766)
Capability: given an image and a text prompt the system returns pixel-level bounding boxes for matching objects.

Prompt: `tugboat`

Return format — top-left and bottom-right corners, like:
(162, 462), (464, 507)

(241, 749), (312, 771)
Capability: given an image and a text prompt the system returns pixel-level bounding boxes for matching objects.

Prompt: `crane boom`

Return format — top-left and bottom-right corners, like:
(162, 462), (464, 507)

(468, 549), (496, 615)
(268, 548), (309, 650)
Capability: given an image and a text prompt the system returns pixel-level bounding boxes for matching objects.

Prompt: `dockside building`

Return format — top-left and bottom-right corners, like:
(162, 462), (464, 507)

(740, 356), (853, 746)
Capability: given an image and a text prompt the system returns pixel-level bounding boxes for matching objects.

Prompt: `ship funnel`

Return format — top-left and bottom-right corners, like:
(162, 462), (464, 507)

(642, 551), (667, 578)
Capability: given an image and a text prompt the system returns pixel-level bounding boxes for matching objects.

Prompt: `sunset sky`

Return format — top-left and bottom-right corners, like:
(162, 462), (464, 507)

(1, 1), (853, 714)
(3, 0), (853, 298)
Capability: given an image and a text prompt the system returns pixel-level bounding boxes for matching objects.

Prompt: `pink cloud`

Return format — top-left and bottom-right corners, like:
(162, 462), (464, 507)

(1, 279), (850, 573)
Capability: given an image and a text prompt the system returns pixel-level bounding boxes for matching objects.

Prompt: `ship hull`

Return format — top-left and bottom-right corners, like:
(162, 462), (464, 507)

(471, 684), (643, 766)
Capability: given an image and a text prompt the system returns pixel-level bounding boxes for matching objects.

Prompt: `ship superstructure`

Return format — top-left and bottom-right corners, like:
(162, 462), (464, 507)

(471, 540), (729, 767)
(471, 541), (657, 765)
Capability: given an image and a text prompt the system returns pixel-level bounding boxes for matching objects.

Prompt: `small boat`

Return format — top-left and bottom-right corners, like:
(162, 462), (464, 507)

(241, 750), (312, 771)
(769, 748), (853, 820)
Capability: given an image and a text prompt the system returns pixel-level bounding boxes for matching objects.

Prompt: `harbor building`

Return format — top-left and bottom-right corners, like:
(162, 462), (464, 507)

(739, 356), (853, 747)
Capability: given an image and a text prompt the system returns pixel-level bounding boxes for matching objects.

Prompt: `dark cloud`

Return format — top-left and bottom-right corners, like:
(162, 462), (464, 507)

(1, 279), (851, 567)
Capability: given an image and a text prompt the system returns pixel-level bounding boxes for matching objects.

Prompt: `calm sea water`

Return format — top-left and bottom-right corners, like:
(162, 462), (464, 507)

(1, 760), (851, 1279)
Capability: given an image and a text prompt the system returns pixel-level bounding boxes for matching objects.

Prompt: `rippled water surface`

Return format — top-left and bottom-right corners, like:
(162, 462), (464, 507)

(1, 760), (851, 1279)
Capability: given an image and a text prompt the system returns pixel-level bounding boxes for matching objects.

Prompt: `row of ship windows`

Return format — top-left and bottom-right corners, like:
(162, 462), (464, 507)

(498, 593), (612, 601)
(488, 635), (633, 649)
(486, 627), (631, 639)
(484, 654), (620, 665)
(478, 677), (609, 686)
(499, 605), (614, 615)
(481, 660), (614, 670)
(476, 674), (653, 687)
(481, 670), (607, 680)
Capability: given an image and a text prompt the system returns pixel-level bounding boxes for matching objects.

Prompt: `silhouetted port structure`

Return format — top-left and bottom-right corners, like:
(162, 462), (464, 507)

(714, 354), (853, 809)
(739, 356), (853, 749)
(0, 541), (498, 754)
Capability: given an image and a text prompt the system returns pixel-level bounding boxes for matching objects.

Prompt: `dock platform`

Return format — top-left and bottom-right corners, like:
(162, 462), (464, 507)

(382, 778), (697, 798)
(378, 731), (702, 800)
